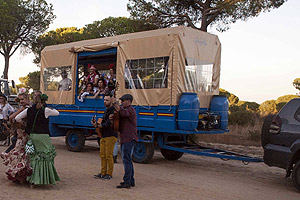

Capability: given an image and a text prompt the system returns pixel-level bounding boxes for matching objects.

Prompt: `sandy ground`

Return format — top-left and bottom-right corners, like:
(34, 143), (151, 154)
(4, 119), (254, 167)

(0, 137), (299, 200)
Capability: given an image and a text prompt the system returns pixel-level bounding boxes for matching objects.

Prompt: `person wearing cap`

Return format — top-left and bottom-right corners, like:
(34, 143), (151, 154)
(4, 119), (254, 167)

(108, 63), (116, 82)
(86, 64), (100, 89)
(58, 70), (72, 91)
(113, 94), (138, 189)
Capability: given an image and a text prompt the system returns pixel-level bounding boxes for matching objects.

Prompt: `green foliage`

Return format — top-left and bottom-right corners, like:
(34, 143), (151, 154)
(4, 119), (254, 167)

(293, 78), (300, 91)
(276, 94), (298, 104)
(259, 100), (277, 116)
(31, 27), (84, 64)
(9, 86), (17, 95)
(31, 17), (158, 65)
(219, 88), (239, 105)
(228, 94), (239, 105)
(237, 101), (260, 112)
(221, 88), (296, 127)
(0, 0), (55, 78)
(274, 94), (298, 112)
(127, 0), (287, 32)
(228, 110), (257, 126)
(219, 88), (229, 97)
(276, 102), (286, 112)
(17, 71), (40, 91)
(83, 17), (158, 39)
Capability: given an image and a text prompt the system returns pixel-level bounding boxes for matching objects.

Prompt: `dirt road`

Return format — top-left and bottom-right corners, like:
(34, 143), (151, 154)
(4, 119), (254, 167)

(0, 138), (299, 200)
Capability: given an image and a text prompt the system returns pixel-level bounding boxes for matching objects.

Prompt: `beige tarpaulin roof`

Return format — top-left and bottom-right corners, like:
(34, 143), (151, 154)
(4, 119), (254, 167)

(40, 26), (221, 107)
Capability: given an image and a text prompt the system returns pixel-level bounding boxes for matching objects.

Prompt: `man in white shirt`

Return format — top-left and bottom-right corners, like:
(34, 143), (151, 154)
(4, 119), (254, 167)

(58, 71), (72, 91)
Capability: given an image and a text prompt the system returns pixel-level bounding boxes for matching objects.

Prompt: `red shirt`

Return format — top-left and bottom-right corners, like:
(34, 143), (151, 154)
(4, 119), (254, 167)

(119, 105), (138, 144)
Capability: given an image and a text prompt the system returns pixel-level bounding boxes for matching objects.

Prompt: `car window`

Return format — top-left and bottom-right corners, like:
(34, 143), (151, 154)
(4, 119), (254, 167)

(295, 106), (300, 122)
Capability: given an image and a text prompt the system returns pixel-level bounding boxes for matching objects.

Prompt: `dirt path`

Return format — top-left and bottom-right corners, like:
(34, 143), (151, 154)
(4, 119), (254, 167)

(0, 138), (299, 200)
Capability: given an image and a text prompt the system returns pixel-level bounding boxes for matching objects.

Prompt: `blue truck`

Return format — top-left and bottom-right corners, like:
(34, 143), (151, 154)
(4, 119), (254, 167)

(40, 26), (262, 163)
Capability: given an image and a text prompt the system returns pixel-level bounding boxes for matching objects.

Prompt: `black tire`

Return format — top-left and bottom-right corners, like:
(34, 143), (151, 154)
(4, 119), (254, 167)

(65, 130), (85, 152)
(132, 136), (154, 164)
(292, 160), (300, 192)
(261, 114), (274, 148)
(160, 148), (184, 160)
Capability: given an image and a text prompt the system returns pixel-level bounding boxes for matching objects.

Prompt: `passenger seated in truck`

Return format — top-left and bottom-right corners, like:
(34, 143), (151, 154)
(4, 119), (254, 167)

(78, 82), (95, 102)
(58, 70), (72, 91)
(93, 78), (109, 98)
(84, 64), (100, 90)
(108, 64), (116, 82)
(107, 79), (116, 97)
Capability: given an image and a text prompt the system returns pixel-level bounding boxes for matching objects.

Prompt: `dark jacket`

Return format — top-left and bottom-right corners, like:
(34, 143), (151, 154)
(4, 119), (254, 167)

(101, 106), (117, 138)
(119, 105), (138, 144)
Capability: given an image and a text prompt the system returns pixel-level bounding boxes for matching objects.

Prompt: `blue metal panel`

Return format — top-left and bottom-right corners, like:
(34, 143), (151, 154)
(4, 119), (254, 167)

(49, 121), (66, 137)
(78, 48), (117, 57)
(155, 106), (177, 130)
(199, 108), (208, 112)
(48, 96), (106, 135)
(49, 96), (230, 139)
(136, 106), (155, 128)
(49, 101), (229, 136)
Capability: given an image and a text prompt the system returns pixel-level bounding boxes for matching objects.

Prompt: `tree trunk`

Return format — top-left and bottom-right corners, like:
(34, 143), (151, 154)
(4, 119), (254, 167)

(3, 54), (9, 79)
(200, 18), (208, 32)
(200, 0), (210, 32)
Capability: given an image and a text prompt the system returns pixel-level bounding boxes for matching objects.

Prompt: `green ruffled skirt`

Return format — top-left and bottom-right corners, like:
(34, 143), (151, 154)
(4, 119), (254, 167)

(27, 134), (60, 185)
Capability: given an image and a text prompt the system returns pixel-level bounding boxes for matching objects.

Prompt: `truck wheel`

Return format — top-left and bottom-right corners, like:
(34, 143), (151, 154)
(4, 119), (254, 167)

(132, 136), (154, 164)
(261, 115), (274, 148)
(65, 130), (85, 152)
(292, 160), (300, 192)
(160, 148), (184, 160)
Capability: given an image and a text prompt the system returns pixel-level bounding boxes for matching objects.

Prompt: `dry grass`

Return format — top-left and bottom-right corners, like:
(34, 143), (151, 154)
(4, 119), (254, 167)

(195, 118), (263, 147)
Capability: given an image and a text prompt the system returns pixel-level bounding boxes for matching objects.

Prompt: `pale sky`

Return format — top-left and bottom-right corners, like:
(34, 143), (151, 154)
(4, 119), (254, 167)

(0, 0), (299, 104)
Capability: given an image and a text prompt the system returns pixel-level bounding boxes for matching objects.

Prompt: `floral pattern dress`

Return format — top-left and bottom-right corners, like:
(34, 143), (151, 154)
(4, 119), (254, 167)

(1, 118), (32, 183)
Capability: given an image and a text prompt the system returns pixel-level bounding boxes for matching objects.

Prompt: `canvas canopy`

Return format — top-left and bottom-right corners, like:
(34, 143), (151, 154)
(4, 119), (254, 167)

(40, 26), (221, 107)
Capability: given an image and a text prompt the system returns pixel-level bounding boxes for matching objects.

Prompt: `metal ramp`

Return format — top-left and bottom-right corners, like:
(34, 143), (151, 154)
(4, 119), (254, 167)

(160, 143), (263, 163)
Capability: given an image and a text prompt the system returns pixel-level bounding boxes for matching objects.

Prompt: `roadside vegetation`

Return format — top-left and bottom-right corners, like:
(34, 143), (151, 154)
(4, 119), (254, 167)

(197, 88), (299, 146)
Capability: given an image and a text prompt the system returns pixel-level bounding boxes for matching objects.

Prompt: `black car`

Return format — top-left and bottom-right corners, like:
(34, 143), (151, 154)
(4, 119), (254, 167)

(262, 98), (300, 192)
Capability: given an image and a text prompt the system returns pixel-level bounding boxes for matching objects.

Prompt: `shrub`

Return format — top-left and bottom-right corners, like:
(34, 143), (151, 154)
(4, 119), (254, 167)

(239, 101), (260, 112)
(259, 100), (277, 116)
(229, 110), (258, 126)
(276, 94), (298, 104)
(219, 88), (239, 105)
(247, 130), (261, 142)
(276, 102), (287, 112)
